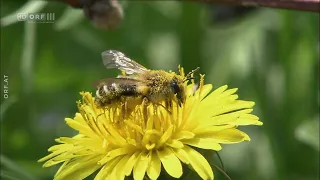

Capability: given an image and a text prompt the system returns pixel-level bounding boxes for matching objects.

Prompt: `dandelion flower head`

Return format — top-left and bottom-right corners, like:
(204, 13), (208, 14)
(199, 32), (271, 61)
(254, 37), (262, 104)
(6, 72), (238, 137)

(39, 67), (263, 180)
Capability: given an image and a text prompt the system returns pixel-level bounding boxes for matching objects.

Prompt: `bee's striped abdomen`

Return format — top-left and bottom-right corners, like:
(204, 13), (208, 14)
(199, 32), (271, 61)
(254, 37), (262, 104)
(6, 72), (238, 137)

(95, 82), (139, 108)
(118, 84), (137, 96)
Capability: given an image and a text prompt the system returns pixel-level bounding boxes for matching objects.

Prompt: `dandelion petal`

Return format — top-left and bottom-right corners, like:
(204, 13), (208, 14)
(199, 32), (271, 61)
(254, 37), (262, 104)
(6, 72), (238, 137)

(123, 152), (140, 176)
(147, 151), (161, 180)
(98, 147), (132, 165)
(174, 130), (195, 140)
(167, 139), (184, 148)
(95, 157), (121, 180)
(94, 165), (108, 180)
(182, 138), (222, 151)
(114, 155), (130, 180)
(54, 155), (103, 180)
(133, 152), (150, 180)
(156, 126), (173, 148)
(172, 148), (189, 164)
(209, 128), (250, 143)
(109, 156), (129, 180)
(157, 148), (183, 178)
(38, 144), (73, 163)
(65, 118), (97, 138)
(183, 146), (214, 180)
(199, 84), (213, 100)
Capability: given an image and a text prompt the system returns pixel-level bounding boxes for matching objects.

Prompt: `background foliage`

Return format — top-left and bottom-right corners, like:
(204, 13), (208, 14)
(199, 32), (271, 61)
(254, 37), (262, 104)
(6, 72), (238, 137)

(1, 1), (319, 180)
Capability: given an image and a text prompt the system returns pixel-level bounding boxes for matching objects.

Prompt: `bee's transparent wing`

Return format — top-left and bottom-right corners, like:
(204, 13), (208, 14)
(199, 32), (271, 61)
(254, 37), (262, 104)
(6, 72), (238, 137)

(95, 77), (145, 86)
(102, 50), (148, 74)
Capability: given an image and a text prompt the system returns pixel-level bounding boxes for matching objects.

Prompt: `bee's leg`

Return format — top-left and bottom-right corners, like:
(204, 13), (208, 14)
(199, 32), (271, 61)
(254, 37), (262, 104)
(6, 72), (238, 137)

(142, 97), (150, 121)
(165, 100), (172, 109)
(125, 101), (131, 118)
(122, 101), (134, 119)
(120, 100), (130, 119)
(96, 108), (107, 121)
(158, 103), (171, 114)
(97, 112), (104, 120)
(120, 103), (126, 120)
(165, 100), (173, 114)
(149, 101), (171, 115)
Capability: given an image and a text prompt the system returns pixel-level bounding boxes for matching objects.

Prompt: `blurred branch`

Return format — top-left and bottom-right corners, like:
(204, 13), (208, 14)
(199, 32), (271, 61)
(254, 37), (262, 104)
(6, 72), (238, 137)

(188, 0), (320, 12)
(57, 0), (319, 14)
(54, 0), (318, 30)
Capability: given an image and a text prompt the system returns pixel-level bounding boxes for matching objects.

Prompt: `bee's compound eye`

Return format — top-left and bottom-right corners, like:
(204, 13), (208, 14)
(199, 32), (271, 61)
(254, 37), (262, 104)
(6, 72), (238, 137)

(171, 81), (180, 94)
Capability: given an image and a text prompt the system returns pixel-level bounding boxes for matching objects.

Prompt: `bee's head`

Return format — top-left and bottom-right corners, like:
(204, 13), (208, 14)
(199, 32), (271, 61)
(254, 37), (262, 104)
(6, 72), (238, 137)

(170, 67), (200, 107)
(170, 77), (186, 107)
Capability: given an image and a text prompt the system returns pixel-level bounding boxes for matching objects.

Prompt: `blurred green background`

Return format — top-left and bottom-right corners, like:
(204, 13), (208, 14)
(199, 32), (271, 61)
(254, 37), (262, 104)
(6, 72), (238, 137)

(0, 1), (319, 180)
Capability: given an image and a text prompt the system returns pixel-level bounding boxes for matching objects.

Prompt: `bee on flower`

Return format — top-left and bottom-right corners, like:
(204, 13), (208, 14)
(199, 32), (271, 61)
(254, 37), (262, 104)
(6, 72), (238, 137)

(94, 50), (199, 119)
(39, 50), (263, 180)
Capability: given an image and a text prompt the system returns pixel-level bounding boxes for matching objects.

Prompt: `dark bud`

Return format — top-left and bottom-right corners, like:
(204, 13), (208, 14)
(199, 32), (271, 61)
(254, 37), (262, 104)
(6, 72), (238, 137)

(83, 0), (123, 30)
(59, 0), (124, 30)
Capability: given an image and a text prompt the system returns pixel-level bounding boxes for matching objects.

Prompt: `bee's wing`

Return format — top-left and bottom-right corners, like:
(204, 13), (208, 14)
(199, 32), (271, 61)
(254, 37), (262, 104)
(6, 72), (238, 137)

(102, 50), (149, 75)
(94, 77), (145, 87)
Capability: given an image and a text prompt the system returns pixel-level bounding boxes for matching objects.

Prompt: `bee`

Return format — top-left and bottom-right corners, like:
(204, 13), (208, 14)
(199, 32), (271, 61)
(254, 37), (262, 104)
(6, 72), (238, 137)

(95, 50), (199, 113)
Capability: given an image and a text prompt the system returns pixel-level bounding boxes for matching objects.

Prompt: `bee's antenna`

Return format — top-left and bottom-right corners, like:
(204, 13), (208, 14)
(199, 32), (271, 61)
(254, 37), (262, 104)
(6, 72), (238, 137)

(184, 67), (200, 82)
(183, 77), (195, 82)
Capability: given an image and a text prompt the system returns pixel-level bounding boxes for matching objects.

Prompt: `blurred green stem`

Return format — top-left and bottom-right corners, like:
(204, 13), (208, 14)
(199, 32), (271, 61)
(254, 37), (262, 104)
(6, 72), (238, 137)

(0, 155), (37, 180)
(21, 20), (36, 94)
(0, 96), (17, 122)
(1, 170), (21, 180)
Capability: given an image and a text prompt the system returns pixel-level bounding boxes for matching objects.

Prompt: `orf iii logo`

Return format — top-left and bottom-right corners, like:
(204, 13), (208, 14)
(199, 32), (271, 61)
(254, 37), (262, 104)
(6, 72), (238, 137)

(16, 13), (55, 23)
(17, 13), (28, 21)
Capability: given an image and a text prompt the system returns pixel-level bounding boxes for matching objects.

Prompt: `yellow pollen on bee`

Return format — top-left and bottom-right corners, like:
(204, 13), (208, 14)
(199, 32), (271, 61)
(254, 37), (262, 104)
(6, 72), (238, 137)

(137, 85), (149, 94)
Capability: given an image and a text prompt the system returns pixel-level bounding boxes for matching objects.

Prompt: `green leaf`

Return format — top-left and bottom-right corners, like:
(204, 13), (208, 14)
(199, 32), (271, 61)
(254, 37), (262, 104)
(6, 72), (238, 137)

(295, 117), (319, 151)
(0, 155), (38, 180)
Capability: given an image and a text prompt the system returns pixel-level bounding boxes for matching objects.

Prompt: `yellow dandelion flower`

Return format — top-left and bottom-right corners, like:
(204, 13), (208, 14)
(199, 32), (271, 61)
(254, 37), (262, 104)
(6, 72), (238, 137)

(39, 74), (262, 180)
